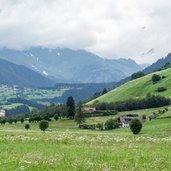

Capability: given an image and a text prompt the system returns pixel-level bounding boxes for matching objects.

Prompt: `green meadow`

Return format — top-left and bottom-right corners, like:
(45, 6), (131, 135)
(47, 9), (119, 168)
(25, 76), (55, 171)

(0, 107), (171, 171)
(88, 68), (171, 104)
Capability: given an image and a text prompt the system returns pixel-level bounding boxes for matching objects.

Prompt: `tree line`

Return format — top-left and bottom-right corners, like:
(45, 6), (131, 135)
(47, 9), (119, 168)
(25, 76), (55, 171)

(0, 96), (85, 126)
(93, 94), (170, 111)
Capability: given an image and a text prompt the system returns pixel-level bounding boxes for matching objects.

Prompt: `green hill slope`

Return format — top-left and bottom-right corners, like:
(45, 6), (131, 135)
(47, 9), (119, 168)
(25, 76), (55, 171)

(88, 68), (171, 104)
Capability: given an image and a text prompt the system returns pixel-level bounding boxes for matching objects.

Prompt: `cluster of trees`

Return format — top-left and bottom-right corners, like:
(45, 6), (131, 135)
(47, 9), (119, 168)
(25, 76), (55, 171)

(93, 94), (170, 111)
(0, 114), (25, 125)
(131, 71), (145, 80)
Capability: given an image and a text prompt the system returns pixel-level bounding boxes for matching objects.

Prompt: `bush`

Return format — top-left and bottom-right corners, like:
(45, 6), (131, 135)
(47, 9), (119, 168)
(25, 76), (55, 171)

(96, 122), (103, 130)
(8, 118), (13, 124)
(79, 124), (88, 129)
(130, 119), (142, 134)
(149, 114), (156, 120)
(156, 87), (167, 92)
(25, 124), (30, 130)
(39, 120), (49, 132)
(104, 119), (119, 130)
(20, 118), (24, 123)
(54, 114), (59, 121)
(142, 115), (146, 120)
(152, 74), (161, 84)
(79, 124), (96, 130)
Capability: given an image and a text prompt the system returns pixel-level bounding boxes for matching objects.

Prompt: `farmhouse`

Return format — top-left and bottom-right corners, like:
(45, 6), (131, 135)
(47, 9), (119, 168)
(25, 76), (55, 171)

(82, 107), (96, 113)
(118, 114), (141, 127)
(0, 109), (6, 117)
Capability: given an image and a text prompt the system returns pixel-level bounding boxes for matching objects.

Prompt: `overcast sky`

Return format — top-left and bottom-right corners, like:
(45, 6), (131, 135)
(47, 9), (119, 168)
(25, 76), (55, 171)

(0, 0), (171, 64)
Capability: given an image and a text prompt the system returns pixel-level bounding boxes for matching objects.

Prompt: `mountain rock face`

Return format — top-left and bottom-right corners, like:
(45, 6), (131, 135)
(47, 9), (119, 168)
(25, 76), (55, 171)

(0, 59), (55, 87)
(0, 47), (143, 83)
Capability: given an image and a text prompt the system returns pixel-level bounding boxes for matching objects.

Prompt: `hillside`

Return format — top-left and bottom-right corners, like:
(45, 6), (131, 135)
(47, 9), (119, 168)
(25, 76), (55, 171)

(88, 68), (171, 104)
(0, 59), (55, 87)
(143, 53), (171, 74)
(112, 52), (171, 90)
(0, 47), (143, 83)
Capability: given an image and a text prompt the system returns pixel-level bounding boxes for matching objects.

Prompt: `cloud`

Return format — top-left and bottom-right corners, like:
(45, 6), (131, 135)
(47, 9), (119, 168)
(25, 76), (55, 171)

(0, 0), (171, 63)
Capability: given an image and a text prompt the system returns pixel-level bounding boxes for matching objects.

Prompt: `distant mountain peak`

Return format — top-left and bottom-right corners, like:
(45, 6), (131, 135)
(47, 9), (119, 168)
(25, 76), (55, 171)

(0, 47), (143, 83)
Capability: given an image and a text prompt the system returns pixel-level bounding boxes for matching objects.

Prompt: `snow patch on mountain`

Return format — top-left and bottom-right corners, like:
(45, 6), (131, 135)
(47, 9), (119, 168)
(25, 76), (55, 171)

(43, 71), (48, 76)
(31, 65), (39, 71)
(29, 53), (34, 57)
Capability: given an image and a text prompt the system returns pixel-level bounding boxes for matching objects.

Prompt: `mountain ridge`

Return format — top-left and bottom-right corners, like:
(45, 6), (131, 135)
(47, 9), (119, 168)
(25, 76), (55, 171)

(0, 47), (143, 83)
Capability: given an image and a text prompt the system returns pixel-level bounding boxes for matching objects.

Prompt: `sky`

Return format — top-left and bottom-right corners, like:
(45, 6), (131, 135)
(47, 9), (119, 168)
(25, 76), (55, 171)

(0, 0), (171, 64)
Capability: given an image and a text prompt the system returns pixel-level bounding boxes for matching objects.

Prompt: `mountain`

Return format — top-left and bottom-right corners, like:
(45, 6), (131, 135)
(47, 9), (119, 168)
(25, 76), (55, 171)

(0, 59), (55, 87)
(0, 47), (143, 83)
(143, 53), (171, 74)
(88, 68), (171, 104)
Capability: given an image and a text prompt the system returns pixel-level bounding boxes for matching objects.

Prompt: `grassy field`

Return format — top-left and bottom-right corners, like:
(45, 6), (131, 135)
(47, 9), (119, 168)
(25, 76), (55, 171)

(0, 85), (70, 110)
(88, 68), (171, 104)
(0, 107), (171, 171)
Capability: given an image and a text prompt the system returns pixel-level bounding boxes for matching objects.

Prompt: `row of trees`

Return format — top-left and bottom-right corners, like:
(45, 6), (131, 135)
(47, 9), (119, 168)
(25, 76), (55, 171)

(93, 94), (170, 111)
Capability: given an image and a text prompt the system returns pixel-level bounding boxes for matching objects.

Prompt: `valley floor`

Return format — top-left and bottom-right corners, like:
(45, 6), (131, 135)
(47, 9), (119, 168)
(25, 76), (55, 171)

(0, 115), (171, 171)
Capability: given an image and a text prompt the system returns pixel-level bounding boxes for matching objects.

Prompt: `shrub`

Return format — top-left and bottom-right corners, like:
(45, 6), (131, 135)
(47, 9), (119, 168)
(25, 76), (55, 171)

(149, 114), (156, 120)
(104, 119), (119, 130)
(8, 118), (13, 124)
(152, 74), (161, 84)
(20, 118), (24, 123)
(54, 114), (59, 121)
(156, 87), (167, 92)
(130, 119), (142, 134)
(79, 124), (96, 130)
(25, 124), (30, 130)
(96, 122), (103, 130)
(14, 119), (17, 124)
(79, 124), (88, 129)
(39, 120), (49, 132)
(142, 115), (146, 120)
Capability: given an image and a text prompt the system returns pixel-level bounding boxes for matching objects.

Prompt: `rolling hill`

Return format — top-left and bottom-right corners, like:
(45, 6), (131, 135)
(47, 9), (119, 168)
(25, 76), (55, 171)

(0, 47), (143, 83)
(88, 68), (171, 104)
